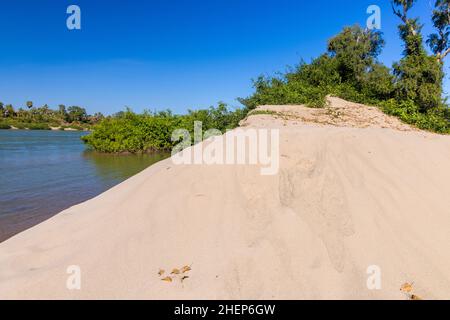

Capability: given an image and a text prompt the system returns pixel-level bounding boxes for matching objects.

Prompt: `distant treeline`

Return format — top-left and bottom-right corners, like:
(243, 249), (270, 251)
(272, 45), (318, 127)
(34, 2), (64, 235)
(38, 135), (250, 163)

(0, 102), (104, 130)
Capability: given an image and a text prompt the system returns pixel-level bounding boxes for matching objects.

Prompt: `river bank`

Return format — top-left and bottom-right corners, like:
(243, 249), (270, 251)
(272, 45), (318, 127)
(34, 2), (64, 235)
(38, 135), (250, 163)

(0, 124), (90, 131)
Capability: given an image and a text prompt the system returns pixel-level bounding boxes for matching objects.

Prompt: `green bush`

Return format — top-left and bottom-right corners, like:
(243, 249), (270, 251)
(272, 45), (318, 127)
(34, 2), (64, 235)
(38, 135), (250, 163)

(82, 104), (245, 153)
(380, 99), (450, 133)
(13, 123), (27, 129)
(26, 123), (50, 130)
(238, 76), (328, 110)
(393, 54), (444, 112)
(287, 55), (341, 87)
(0, 122), (10, 129)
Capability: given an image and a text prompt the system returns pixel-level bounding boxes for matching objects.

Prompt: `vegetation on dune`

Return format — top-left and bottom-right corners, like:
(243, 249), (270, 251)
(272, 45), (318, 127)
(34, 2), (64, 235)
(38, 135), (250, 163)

(0, 102), (103, 130)
(239, 0), (450, 133)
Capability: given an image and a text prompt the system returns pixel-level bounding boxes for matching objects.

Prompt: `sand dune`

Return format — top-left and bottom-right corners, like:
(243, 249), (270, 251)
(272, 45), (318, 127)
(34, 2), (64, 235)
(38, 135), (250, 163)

(1, 97), (450, 299)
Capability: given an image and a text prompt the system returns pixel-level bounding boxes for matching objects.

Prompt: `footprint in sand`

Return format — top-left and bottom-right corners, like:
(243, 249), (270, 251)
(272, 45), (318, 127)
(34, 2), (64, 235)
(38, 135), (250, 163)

(278, 146), (355, 273)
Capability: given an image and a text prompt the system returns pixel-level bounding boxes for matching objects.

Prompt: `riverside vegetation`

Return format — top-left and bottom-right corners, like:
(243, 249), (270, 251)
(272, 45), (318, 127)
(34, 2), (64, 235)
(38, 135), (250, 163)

(0, 103), (102, 130)
(9, 1), (450, 151)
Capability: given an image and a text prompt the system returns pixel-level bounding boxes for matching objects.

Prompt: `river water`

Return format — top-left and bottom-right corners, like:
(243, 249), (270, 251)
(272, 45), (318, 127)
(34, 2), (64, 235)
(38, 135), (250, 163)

(0, 130), (168, 242)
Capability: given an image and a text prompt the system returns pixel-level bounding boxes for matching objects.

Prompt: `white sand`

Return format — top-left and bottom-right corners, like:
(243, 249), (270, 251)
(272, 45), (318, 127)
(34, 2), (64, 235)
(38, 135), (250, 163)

(1, 97), (450, 299)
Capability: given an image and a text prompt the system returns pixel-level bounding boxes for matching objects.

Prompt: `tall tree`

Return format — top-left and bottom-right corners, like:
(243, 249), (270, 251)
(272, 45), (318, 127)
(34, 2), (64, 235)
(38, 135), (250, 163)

(327, 25), (385, 84)
(392, 0), (444, 112)
(4, 104), (15, 117)
(428, 0), (450, 62)
(58, 104), (68, 121)
(391, 0), (425, 56)
(67, 106), (88, 122)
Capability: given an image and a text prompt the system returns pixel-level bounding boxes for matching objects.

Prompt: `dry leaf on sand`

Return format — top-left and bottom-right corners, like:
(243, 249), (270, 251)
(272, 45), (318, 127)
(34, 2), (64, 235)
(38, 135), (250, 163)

(181, 266), (191, 273)
(161, 276), (173, 282)
(400, 283), (413, 293)
(171, 268), (181, 275)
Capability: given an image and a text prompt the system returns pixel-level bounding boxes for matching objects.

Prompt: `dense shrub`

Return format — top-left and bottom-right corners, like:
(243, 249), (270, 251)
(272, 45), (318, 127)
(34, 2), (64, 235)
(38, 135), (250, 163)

(82, 110), (181, 153)
(360, 64), (395, 101)
(0, 101), (101, 130)
(0, 122), (10, 129)
(380, 99), (449, 133)
(238, 76), (328, 110)
(82, 104), (245, 153)
(26, 123), (50, 130)
(393, 54), (444, 112)
(327, 25), (385, 85)
(287, 55), (341, 87)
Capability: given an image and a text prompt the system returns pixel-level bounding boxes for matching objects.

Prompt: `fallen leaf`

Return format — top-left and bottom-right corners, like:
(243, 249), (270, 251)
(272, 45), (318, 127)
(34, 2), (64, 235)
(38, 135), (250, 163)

(411, 294), (422, 300)
(158, 269), (165, 276)
(171, 268), (180, 275)
(161, 276), (172, 282)
(400, 283), (413, 293)
(181, 265), (191, 273)
(181, 276), (189, 283)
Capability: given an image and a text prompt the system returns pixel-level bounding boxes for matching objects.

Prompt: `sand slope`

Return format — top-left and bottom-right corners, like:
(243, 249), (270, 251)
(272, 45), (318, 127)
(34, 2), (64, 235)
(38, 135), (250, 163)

(1, 97), (450, 299)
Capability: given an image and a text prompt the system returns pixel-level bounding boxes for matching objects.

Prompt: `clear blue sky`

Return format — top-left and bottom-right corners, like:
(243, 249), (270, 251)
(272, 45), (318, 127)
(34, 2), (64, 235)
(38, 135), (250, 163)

(0, 0), (446, 115)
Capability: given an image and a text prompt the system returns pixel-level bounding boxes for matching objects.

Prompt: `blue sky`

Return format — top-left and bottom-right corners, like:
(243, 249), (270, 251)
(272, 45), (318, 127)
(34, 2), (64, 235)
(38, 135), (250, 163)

(0, 0), (446, 115)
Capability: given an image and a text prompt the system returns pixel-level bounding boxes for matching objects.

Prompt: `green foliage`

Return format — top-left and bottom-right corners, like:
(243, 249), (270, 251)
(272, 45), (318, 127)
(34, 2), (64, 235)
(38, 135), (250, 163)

(82, 104), (246, 153)
(238, 75), (328, 110)
(287, 55), (341, 87)
(380, 99), (450, 133)
(182, 102), (245, 133)
(327, 25), (385, 84)
(82, 110), (178, 153)
(330, 83), (374, 105)
(67, 106), (88, 122)
(25, 123), (51, 130)
(392, 0), (425, 56)
(0, 101), (101, 130)
(391, 0), (445, 112)
(360, 64), (395, 100)
(0, 122), (11, 129)
(394, 54), (444, 112)
(427, 0), (450, 61)
(239, 25), (391, 110)
(0, 119), (52, 130)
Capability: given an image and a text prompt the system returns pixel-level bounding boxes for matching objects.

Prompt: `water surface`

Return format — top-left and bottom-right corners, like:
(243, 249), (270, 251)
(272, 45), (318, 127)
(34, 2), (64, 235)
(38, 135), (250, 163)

(0, 130), (168, 242)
